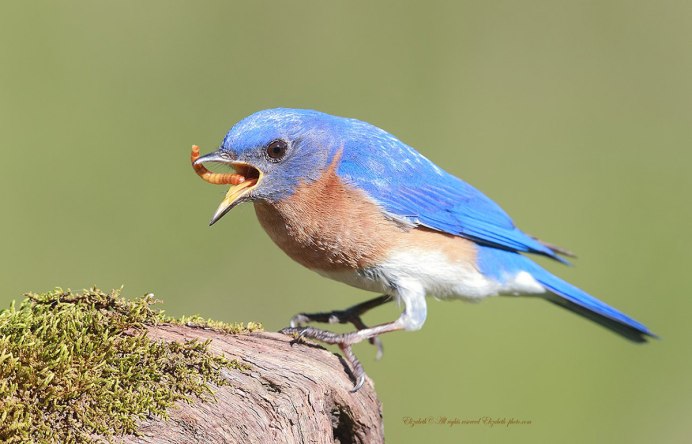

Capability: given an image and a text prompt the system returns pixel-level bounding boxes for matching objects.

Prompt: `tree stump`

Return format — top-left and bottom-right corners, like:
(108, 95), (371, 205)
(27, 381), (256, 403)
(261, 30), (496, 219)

(120, 325), (384, 444)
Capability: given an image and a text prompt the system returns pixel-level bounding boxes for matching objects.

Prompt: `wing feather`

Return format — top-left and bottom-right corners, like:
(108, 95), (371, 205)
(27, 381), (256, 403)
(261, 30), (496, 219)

(337, 134), (567, 262)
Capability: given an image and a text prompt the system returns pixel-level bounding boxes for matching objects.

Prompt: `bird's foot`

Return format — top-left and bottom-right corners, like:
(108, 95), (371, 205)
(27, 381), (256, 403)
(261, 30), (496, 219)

(289, 311), (384, 360)
(288, 295), (391, 360)
(280, 319), (404, 392)
(279, 326), (369, 392)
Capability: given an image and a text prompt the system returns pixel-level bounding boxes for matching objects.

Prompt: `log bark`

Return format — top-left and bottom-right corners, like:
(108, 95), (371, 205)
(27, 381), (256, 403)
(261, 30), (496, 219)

(118, 325), (384, 444)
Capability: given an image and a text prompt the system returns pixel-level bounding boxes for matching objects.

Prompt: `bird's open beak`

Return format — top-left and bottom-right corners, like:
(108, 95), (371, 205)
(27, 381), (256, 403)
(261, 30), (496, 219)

(191, 146), (263, 226)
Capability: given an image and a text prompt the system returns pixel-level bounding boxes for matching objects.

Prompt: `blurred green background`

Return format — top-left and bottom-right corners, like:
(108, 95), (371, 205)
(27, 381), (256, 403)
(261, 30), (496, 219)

(1, 1), (690, 442)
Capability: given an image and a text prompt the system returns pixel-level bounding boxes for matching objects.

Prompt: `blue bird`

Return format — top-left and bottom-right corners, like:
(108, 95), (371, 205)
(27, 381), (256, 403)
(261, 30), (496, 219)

(192, 108), (655, 391)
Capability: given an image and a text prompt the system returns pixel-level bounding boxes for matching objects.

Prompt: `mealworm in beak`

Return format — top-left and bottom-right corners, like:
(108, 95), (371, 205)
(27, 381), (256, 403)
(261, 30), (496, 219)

(191, 145), (246, 185)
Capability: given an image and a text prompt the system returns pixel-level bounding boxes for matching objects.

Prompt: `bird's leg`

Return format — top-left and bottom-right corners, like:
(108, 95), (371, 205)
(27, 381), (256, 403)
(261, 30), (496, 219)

(289, 294), (392, 326)
(280, 319), (404, 392)
(289, 294), (392, 359)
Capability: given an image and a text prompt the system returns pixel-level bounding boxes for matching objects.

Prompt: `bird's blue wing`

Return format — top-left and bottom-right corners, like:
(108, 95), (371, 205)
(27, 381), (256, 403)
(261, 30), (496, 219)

(337, 130), (566, 262)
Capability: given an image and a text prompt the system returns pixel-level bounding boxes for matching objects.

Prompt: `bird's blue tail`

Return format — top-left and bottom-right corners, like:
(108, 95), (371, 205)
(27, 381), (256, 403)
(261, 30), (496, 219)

(531, 266), (655, 342)
(477, 247), (655, 342)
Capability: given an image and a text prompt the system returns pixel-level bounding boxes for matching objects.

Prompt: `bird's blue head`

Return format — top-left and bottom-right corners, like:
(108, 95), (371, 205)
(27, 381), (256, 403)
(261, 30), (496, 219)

(193, 108), (348, 225)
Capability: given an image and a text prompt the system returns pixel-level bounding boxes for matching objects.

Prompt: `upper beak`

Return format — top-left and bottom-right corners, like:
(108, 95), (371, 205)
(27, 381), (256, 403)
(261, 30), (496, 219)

(191, 147), (263, 226)
(193, 151), (231, 166)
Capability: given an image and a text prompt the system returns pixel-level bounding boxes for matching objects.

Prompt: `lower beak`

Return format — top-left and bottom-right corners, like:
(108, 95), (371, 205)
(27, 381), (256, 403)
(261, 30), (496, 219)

(191, 147), (263, 226)
(209, 179), (257, 226)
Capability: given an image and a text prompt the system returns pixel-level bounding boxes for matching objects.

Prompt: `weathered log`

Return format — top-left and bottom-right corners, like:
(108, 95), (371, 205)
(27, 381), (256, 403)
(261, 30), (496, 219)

(120, 325), (384, 444)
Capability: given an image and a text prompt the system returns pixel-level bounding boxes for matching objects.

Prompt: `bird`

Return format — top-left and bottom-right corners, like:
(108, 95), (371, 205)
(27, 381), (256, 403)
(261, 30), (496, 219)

(192, 108), (655, 391)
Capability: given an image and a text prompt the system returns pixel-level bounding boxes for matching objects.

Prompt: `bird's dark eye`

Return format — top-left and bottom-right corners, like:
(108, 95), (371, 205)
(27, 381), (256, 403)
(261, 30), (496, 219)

(266, 139), (288, 161)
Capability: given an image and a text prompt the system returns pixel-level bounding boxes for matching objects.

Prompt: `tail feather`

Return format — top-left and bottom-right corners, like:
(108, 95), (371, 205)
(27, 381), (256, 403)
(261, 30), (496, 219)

(532, 268), (656, 342)
(477, 245), (655, 342)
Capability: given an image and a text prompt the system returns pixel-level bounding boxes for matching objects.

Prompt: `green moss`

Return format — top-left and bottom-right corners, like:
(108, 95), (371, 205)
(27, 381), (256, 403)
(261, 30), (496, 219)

(0, 287), (261, 443)
(171, 314), (262, 334)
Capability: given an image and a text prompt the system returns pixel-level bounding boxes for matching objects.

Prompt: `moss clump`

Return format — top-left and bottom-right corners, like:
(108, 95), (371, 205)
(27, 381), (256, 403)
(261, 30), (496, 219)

(0, 287), (259, 443)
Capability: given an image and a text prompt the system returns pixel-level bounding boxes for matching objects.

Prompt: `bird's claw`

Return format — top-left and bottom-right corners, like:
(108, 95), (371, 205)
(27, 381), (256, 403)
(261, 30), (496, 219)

(372, 337), (384, 361)
(279, 326), (356, 345)
(351, 374), (366, 393)
(288, 313), (315, 328)
(289, 309), (351, 327)
(288, 308), (385, 359)
(279, 326), (368, 392)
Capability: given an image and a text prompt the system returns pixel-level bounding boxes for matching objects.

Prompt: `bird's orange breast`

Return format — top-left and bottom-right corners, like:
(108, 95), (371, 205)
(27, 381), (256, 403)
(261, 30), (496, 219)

(254, 155), (402, 271)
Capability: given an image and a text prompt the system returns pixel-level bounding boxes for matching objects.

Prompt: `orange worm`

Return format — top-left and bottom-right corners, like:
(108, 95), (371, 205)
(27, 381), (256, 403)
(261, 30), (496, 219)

(191, 145), (245, 185)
